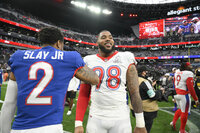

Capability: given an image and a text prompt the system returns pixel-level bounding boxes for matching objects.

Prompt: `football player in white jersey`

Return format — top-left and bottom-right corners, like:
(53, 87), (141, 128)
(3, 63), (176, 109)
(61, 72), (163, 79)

(74, 30), (147, 133)
(170, 62), (199, 133)
(191, 17), (200, 34)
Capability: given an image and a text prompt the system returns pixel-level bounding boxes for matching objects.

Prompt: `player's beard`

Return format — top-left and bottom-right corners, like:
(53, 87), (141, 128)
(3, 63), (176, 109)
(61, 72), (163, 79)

(98, 44), (115, 54)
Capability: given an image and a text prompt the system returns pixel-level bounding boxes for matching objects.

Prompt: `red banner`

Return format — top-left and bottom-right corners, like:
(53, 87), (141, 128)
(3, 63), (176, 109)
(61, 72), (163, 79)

(0, 39), (41, 49)
(139, 19), (164, 39)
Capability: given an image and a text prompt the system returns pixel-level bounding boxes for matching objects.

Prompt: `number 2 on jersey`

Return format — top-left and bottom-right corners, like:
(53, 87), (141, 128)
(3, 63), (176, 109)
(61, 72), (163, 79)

(93, 66), (121, 90)
(26, 61), (54, 105)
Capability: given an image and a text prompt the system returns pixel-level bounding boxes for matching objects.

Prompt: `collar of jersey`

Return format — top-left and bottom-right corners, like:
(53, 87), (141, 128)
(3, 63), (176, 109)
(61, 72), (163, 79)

(96, 51), (118, 62)
(41, 46), (56, 50)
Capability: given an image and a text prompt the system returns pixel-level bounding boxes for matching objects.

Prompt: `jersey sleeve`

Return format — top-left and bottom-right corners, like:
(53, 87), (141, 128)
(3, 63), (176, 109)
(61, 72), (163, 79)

(179, 25), (184, 29)
(74, 52), (85, 70)
(186, 71), (194, 78)
(186, 77), (198, 101)
(125, 52), (137, 65)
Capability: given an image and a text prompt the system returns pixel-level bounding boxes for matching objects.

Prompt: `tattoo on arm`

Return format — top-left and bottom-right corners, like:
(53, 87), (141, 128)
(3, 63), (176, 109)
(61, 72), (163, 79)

(75, 65), (99, 85)
(126, 64), (143, 113)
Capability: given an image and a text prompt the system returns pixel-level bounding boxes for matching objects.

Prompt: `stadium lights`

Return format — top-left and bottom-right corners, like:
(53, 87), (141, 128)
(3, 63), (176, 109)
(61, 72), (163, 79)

(71, 1), (112, 15)
(87, 5), (101, 14)
(71, 1), (86, 9)
(112, 0), (186, 4)
(102, 9), (112, 15)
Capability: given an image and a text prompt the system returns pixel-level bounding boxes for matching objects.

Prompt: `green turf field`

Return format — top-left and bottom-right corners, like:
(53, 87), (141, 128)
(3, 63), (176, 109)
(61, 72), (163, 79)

(0, 83), (192, 133)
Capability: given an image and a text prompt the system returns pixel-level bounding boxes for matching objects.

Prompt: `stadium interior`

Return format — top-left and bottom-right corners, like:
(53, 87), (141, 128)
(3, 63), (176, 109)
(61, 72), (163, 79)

(0, 0), (200, 133)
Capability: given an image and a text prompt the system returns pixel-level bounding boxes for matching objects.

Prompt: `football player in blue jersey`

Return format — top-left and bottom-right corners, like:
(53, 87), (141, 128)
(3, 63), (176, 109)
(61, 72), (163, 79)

(0, 27), (99, 133)
(178, 20), (193, 35)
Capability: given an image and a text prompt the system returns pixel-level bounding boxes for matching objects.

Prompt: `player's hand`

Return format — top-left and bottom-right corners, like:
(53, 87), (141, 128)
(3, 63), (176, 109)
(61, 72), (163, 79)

(195, 100), (199, 106)
(74, 126), (84, 133)
(133, 127), (147, 133)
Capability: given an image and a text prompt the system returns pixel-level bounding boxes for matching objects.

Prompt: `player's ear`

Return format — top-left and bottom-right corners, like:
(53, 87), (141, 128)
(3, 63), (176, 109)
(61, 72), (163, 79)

(56, 40), (63, 51)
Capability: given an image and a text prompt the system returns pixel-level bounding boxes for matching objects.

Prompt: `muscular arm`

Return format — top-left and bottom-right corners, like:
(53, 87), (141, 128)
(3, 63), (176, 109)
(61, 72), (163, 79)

(186, 77), (198, 101)
(178, 28), (183, 34)
(0, 72), (17, 133)
(126, 64), (143, 113)
(74, 82), (91, 133)
(75, 65), (99, 85)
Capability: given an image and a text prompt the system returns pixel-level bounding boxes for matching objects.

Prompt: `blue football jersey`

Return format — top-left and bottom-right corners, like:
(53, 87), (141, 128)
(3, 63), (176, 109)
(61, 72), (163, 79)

(8, 46), (85, 129)
(179, 24), (192, 35)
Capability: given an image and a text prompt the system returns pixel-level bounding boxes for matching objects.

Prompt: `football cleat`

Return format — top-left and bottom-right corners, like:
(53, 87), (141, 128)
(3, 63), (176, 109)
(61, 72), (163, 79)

(179, 130), (188, 133)
(67, 110), (72, 116)
(170, 121), (176, 130)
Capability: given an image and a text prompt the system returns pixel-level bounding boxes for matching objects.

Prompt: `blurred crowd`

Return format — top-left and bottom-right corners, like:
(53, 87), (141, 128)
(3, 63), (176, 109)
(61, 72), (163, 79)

(0, 3), (200, 75)
(0, 4), (200, 46)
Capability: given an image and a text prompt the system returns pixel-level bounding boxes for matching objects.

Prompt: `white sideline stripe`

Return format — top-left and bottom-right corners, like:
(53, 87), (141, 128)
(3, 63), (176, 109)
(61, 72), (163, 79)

(3, 81), (8, 84)
(63, 131), (71, 133)
(191, 110), (200, 116)
(161, 106), (200, 116)
(159, 108), (200, 133)
(0, 100), (4, 103)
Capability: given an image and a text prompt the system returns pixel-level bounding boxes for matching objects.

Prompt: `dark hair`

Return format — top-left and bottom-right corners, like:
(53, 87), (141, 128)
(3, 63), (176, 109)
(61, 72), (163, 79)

(38, 27), (64, 45)
(180, 62), (190, 71)
(196, 68), (200, 76)
(137, 66), (148, 74)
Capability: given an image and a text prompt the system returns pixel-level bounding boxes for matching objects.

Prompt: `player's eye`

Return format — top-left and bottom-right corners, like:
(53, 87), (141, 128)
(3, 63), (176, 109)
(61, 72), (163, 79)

(101, 36), (106, 39)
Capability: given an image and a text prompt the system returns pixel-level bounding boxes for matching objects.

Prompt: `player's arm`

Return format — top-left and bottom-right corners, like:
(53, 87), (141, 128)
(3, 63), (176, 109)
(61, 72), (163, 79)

(178, 28), (183, 34)
(141, 80), (161, 100)
(186, 77), (199, 105)
(0, 72), (17, 133)
(74, 81), (91, 133)
(75, 65), (99, 85)
(126, 64), (147, 133)
(190, 25), (194, 33)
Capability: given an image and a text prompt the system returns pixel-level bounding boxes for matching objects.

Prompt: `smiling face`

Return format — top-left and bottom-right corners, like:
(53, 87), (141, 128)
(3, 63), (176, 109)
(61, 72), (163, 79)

(97, 31), (115, 55)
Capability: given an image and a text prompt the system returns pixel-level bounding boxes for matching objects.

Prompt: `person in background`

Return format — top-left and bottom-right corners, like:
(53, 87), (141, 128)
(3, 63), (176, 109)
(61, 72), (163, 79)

(169, 67), (178, 111)
(3, 70), (8, 82)
(130, 66), (167, 133)
(178, 20), (193, 35)
(170, 62), (199, 133)
(161, 73), (170, 87)
(194, 68), (200, 104)
(191, 17), (200, 34)
(66, 77), (80, 116)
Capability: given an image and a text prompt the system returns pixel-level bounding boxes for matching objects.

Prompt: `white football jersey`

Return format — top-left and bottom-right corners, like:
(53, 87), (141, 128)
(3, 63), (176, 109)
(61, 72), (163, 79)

(67, 77), (80, 91)
(84, 51), (137, 119)
(174, 70), (194, 91)
(193, 21), (200, 33)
